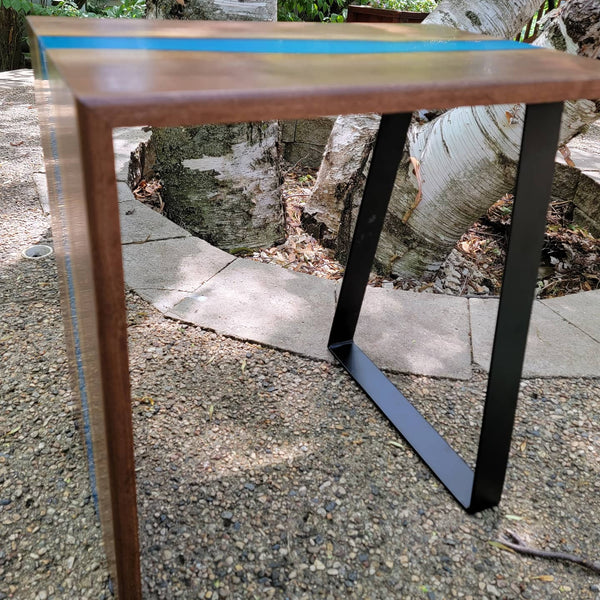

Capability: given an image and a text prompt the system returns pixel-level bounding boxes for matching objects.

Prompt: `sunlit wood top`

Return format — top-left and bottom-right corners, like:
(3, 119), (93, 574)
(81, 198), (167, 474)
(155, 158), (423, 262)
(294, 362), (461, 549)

(27, 16), (600, 127)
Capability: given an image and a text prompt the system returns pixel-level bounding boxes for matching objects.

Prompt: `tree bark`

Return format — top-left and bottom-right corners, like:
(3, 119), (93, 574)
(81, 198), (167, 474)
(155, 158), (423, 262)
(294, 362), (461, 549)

(146, 0), (276, 21)
(424, 0), (541, 37)
(301, 114), (380, 256)
(147, 123), (284, 251)
(0, 7), (26, 72)
(143, 0), (284, 251)
(304, 0), (600, 279)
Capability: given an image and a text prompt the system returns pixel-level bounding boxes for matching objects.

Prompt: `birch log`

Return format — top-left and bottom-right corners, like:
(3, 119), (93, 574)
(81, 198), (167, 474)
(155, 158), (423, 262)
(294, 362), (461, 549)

(146, 0), (276, 23)
(143, 0), (284, 252)
(304, 0), (600, 278)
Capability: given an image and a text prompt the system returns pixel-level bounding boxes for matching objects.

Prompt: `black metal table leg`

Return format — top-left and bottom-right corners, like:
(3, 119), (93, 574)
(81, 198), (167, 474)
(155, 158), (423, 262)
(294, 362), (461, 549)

(469, 101), (564, 512)
(329, 112), (413, 346)
(328, 103), (564, 512)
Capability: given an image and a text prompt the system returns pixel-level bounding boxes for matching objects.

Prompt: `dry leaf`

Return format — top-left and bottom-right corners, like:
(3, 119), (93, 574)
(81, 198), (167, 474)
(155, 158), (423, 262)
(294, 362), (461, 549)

(505, 106), (519, 124)
(137, 395), (155, 409)
(402, 157), (423, 224)
(2, 425), (21, 437)
(488, 541), (515, 553)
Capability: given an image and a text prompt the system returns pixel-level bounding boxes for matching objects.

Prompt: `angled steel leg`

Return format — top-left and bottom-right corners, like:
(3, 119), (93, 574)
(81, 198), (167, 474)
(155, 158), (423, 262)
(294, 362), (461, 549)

(469, 101), (564, 512)
(329, 103), (564, 512)
(329, 112), (413, 345)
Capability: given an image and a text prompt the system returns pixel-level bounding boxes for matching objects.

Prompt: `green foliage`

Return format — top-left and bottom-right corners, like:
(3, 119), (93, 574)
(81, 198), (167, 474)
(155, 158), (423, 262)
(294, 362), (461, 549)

(353, 0), (436, 11)
(278, 0), (345, 22)
(0, 0), (145, 18)
(52, 0), (87, 16)
(0, 0), (50, 15)
(102, 0), (145, 19)
(0, 0), (145, 72)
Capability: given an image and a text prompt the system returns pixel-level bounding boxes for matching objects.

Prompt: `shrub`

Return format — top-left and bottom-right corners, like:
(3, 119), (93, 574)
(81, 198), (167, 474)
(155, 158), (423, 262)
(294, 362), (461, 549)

(0, 0), (146, 72)
(352, 0), (436, 11)
(278, 0), (345, 23)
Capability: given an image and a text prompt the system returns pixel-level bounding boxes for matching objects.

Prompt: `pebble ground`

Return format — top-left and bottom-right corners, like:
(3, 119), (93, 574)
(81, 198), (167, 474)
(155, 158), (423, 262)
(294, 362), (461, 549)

(1, 73), (599, 600)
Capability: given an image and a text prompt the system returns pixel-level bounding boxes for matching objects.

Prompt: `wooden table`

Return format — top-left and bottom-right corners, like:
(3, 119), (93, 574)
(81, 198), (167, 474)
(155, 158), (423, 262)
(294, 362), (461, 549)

(26, 16), (600, 599)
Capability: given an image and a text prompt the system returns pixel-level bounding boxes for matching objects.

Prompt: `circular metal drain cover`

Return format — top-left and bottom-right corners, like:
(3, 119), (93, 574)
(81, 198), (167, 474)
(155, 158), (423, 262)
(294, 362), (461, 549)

(22, 244), (53, 260)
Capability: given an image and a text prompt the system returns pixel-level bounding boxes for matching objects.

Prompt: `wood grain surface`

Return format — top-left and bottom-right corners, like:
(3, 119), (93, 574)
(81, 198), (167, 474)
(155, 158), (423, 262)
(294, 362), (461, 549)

(76, 107), (141, 600)
(28, 17), (600, 128)
(27, 16), (497, 40)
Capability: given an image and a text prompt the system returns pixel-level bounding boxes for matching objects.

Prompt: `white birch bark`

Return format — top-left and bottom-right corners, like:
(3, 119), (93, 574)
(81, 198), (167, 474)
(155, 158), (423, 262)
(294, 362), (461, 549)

(424, 0), (541, 37)
(146, 0), (276, 22)
(301, 114), (380, 253)
(143, 0), (284, 251)
(305, 0), (600, 278)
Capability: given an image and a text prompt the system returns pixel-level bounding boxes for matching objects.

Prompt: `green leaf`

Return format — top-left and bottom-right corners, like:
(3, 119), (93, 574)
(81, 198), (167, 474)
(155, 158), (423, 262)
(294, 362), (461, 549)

(14, 0), (29, 12)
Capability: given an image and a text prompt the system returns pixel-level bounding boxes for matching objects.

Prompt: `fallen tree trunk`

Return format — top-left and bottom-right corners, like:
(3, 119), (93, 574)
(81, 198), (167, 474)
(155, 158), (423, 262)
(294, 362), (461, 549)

(303, 0), (600, 279)
(143, 0), (285, 252)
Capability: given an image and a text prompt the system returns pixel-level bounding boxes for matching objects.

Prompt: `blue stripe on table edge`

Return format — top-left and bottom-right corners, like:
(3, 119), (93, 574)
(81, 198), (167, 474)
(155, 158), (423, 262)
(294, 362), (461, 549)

(49, 129), (100, 513)
(39, 42), (99, 513)
(38, 39), (49, 80)
(38, 36), (535, 54)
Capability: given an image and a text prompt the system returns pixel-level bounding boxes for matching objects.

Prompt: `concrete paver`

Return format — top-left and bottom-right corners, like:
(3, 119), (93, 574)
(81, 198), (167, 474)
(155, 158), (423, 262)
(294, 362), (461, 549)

(119, 195), (190, 244)
(469, 298), (600, 377)
(132, 287), (191, 314)
(542, 289), (600, 343)
(117, 181), (134, 203)
(122, 236), (234, 299)
(166, 261), (473, 378)
(355, 287), (472, 379)
(167, 259), (337, 362)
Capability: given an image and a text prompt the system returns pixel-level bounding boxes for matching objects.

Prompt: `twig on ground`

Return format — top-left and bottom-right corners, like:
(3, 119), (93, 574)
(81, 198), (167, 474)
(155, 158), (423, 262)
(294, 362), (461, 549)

(459, 274), (470, 296)
(495, 530), (600, 574)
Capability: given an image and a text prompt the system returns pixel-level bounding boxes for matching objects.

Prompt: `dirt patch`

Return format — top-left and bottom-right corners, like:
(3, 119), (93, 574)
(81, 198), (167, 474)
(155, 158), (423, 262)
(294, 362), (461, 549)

(246, 166), (600, 299)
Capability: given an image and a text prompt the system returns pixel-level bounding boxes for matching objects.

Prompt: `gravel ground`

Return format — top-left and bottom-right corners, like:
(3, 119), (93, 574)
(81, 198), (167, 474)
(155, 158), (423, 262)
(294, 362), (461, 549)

(1, 72), (600, 600)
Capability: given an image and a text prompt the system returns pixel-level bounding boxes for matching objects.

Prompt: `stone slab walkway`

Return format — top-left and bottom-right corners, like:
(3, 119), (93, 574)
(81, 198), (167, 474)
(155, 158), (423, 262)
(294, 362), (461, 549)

(113, 127), (600, 380)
